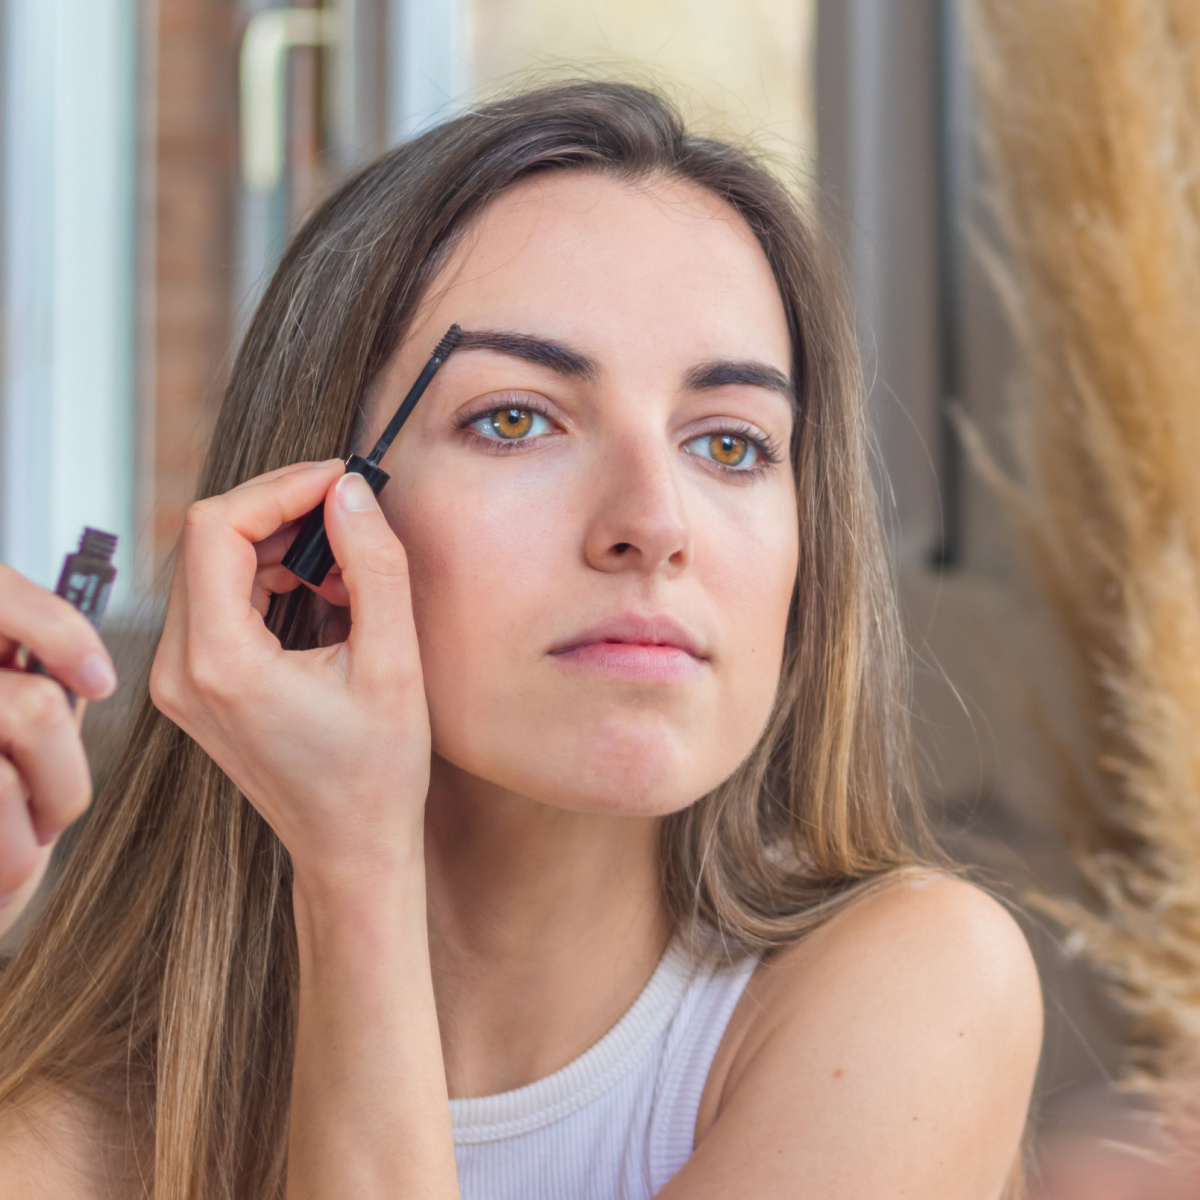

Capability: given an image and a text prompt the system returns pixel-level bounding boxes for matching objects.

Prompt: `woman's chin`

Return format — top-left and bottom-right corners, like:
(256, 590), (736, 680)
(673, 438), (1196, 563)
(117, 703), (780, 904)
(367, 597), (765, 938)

(571, 720), (696, 812)
(467, 718), (734, 817)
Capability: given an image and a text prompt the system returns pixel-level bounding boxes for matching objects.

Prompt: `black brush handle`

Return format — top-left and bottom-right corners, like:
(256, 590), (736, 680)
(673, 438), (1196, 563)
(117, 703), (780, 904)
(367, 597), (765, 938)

(281, 454), (390, 587)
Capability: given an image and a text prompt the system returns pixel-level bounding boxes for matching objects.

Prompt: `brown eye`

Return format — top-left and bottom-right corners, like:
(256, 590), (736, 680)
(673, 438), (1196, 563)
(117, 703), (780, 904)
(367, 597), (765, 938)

(468, 405), (552, 444)
(709, 434), (748, 466)
(491, 408), (533, 438)
(682, 430), (764, 471)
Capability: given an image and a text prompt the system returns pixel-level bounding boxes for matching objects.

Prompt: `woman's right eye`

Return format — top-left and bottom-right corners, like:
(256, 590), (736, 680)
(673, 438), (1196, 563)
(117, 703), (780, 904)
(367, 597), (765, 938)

(468, 407), (553, 442)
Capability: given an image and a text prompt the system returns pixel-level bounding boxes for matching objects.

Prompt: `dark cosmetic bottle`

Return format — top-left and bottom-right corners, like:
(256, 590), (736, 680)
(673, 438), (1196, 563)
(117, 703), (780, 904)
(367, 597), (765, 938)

(27, 528), (119, 705)
(49, 528), (119, 627)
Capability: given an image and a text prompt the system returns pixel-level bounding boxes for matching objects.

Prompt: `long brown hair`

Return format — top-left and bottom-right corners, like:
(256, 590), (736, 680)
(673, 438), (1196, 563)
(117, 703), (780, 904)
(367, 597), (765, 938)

(0, 81), (930, 1197)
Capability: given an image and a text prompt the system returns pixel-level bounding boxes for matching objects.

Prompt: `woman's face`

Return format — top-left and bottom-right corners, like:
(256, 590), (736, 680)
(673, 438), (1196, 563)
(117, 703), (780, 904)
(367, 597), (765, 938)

(364, 171), (798, 816)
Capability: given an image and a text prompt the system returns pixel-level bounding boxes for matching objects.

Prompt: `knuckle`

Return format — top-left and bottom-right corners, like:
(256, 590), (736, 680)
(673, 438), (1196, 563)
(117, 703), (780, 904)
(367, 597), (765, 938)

(32, 600), (94, 663)
(13, 675), (70, 733)
(182, 497), (221, 536)
(358, 645), (421, 691)
(185, 495), (216, 523)
(149, 646), (189, 719)
(363, 543), (411, 585)
(183, 642), (227, 701)
(148, 655), (173, 715)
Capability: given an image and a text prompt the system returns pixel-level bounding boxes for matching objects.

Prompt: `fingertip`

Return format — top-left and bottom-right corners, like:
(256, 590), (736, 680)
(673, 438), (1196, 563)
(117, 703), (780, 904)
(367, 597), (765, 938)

(77, 651), (117, 699)
(334, 472), (379, 512)
(260, 457), (344, 483)
(308, 457), (345, 478)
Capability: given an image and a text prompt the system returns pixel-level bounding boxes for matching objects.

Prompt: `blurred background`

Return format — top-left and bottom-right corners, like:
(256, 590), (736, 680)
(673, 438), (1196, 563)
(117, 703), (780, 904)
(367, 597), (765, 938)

(0, 0), (1167, 1193)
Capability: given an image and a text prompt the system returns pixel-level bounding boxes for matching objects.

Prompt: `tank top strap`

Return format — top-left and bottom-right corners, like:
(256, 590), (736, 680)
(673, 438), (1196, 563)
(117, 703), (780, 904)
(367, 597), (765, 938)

(647, 947), (759, 1191)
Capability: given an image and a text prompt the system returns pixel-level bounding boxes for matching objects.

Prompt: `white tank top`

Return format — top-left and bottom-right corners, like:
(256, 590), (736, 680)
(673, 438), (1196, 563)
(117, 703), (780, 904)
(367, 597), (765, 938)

(450, 941), (759, 1200)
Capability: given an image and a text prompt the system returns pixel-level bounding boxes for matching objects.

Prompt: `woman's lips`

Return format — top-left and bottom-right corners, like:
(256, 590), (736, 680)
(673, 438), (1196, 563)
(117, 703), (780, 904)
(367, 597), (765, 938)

(548, 615), (708, 683)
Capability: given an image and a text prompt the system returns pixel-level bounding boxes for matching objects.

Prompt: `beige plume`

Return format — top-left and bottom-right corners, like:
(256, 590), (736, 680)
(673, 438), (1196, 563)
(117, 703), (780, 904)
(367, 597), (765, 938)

(965, 0), (1200, 1110)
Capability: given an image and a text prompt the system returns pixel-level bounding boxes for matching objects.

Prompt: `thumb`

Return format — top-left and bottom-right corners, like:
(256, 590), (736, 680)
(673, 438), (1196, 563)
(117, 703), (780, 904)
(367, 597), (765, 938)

(323, 472), (420, 685)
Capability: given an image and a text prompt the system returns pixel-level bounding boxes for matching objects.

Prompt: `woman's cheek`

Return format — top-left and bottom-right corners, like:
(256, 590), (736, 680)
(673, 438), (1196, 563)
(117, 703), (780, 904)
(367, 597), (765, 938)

(397, 472), (568, 701)
(702, 493), (798, 722)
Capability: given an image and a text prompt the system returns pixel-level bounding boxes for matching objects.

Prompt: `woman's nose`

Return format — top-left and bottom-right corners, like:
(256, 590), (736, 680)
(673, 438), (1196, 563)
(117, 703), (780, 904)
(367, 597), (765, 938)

(582, 436), (692, 576)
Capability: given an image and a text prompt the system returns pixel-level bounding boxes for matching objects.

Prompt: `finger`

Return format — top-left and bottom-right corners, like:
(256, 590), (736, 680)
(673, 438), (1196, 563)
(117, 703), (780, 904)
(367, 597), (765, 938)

(0, 564), (116, 699)
(209, 458), (345, 544)
(0, 758), (38, 899)
(0, 672), (93, 843)
(314, 567), (350, 609)
(249, 568), (347, 619)
(254, 563), (306, 597)
(322, 472), (421, 686)
(249, 569), (302, 619)
(234, 460), (345, 494)
(253, 562), (348, 605)
(253, 519), (304, 567)
(182, 460), (344, 646)
(227, 458), (347, 516)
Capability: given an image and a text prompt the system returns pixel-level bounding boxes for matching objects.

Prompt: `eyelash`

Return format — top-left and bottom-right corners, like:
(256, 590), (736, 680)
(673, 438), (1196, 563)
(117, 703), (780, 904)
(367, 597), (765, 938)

(454, 399), (786, 478)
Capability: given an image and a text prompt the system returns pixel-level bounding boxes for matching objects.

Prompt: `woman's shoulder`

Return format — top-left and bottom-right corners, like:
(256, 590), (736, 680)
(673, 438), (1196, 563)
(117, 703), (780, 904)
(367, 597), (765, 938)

(690, 876), (1041, 1192)
(733, 874), (1041, 1066)
(0, 1088), (140, 1200)
(758, 874), (1040, 1017)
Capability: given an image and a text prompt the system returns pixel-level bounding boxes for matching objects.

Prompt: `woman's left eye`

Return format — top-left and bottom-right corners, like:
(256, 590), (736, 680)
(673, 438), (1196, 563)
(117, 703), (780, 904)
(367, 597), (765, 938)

(682, 432), (762, 470)
(469, 407), (553, 441)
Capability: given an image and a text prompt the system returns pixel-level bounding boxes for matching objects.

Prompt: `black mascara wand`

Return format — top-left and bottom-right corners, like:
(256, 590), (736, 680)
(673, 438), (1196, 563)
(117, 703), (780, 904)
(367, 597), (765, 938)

(282, 324), (463, 587)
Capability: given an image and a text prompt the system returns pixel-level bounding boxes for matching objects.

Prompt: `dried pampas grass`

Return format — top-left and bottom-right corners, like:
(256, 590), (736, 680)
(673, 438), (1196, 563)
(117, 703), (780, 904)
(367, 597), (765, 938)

(965, 0), (1200, 1110)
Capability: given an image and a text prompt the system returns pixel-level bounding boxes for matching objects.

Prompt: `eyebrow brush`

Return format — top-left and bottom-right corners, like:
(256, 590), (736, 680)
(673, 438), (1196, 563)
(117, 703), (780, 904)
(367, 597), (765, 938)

(282, 323), (463, 586)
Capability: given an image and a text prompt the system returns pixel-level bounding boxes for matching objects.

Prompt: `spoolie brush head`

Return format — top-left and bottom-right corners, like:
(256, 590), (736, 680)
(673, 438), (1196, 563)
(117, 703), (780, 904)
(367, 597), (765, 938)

(433, 323), (463, 360)
(284, 320), (465, 587)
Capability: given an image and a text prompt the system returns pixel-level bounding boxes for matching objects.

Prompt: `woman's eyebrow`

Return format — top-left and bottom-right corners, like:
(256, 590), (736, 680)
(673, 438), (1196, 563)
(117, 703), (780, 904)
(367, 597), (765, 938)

(455, 328), (601, 383)
(452, 330), (794, 407)
(683, 360), (796, 407)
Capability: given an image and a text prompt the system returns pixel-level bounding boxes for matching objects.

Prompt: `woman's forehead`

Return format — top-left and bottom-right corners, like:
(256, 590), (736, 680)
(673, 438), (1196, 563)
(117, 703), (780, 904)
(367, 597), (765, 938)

(416, 171), (791, 374)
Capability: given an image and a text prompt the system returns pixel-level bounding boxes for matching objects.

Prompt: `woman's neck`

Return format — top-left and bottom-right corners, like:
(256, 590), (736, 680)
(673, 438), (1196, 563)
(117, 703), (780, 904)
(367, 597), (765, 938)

(422, 755), (671, 1100)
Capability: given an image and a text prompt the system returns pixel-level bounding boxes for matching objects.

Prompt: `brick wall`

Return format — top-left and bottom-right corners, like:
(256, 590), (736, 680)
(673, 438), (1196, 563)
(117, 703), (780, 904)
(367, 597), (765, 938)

(150, 0), (239, 581)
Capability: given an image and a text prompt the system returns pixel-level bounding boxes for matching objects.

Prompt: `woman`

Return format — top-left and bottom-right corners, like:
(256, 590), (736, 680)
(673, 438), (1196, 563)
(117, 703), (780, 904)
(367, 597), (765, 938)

(0, 82), (1040, 1198)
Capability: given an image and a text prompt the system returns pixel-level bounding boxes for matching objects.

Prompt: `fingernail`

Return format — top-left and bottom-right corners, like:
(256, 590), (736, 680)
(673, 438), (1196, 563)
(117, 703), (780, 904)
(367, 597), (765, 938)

(78, 651), (117, 697)
(336, 472), (378, 512)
